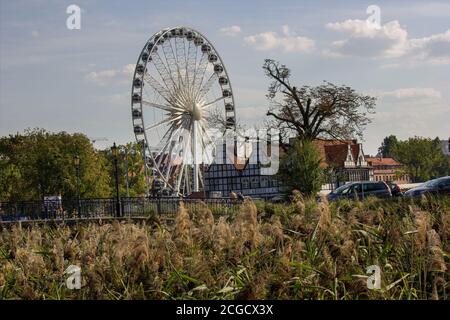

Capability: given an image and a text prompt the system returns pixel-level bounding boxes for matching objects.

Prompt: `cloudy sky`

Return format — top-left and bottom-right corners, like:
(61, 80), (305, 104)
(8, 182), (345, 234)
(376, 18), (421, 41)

(1, 0), (449, 154)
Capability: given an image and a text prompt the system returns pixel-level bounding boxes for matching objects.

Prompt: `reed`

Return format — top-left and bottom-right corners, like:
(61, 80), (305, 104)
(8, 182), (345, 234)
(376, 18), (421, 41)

(0, 194), (449, 299)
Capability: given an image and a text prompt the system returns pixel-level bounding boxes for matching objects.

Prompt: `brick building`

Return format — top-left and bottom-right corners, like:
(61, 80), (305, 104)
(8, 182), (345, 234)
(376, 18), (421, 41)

(365, 156), (410, 184)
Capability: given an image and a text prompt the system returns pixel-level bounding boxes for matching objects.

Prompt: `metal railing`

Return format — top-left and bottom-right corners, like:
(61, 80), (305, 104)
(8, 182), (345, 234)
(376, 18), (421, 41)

(0, 197), (243, 222)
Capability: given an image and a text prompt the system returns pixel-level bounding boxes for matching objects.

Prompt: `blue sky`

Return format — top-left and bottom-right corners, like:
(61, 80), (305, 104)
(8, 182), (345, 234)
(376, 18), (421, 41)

(1, 0), (449, 154)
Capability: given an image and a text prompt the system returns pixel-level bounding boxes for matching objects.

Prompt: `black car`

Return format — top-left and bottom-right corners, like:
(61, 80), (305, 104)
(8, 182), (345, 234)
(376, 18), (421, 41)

(327, 181), (392, 201)
(404, 176), (450, 197)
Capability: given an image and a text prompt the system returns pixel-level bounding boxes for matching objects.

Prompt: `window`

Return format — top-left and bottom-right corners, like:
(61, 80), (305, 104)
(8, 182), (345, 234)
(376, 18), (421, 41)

(438, 178), (450, 188)
(363, 182), (387, 192)
(261, 177), (269, 188)
(339, 186), (351, 194)
(242, 178), (249, 189)
(352, 183), (362, 193)
(250, 177), (259, 188)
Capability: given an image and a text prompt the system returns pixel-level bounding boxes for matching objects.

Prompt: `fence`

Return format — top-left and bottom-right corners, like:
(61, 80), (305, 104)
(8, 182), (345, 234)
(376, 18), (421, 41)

(0, 197), (243, 222)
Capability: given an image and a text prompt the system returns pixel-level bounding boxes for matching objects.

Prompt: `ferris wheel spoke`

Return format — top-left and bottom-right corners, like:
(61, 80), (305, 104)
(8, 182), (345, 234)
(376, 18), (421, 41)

(176, 163), (186, 192)
(156, 126), (182, 169)
(157, 124), (178, 151)
(199, 133), (213, 165)
(161, 133), (181, 183)
(197, 73), (219, 100)
(175, 132), (191, 191)
(175, 37), (187, 85)
(162, 40), (181, 90)
(145, 116), (179, 131)
(142, 100), (177, 112)
(199, 120), (219, 152)
(162, 155), (173, 182)
(199, 167), (205, 189)
(186, 41), (198, 90)
(152, 51), (177, 94)
(192, 53), (209, 95)
(202, 96), (225, 109)
(143, 73), (172, 103)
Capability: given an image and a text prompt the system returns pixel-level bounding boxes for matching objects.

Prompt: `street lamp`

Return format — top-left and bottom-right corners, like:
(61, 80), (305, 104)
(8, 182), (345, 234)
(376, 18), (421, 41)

(73, 155), (81, 218)
(111, 143), (121, 217)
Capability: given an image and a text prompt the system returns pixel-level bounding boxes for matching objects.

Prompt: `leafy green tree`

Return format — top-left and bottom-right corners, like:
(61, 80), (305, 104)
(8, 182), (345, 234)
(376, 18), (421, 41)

(0, 129), (111, 201)
(278, 139), (324, 196)
(101, 142), (147, 197)
(391, 136), (449, 182)
(378, 135), (398, 158)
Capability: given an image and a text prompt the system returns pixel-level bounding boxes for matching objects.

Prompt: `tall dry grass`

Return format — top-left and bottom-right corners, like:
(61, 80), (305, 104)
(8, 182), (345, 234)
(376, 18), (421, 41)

(0, 195), (449, 299)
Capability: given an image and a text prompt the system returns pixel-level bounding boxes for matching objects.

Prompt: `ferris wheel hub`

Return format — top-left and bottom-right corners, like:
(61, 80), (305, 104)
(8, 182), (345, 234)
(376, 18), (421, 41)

(191, 103), (203, 121)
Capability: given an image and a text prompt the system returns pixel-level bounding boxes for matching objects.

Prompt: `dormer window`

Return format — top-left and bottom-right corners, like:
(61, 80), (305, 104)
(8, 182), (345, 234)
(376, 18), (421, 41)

(357, 143), (367, 166)
(344, 144), (355, 167)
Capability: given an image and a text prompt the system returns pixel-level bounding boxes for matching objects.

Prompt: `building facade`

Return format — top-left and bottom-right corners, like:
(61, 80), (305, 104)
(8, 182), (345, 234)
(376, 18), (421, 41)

(204, 137), (377, 198)
(365, 157), (410, 184)
(313, 139), (373, 189)
(203, 139), (284, 199)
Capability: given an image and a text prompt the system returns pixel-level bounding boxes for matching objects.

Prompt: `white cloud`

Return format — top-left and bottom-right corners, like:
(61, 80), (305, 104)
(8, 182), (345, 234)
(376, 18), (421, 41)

(325, 19), (409, 58)
(31, 30), (39, 38)
(219, 25), (242, 37)
(409, 29), (450, 64)
(378, 87), (442, 99)
(325, 19), (450, 64)
(86, 64), (135, 86)
(244, 25), (315, 53)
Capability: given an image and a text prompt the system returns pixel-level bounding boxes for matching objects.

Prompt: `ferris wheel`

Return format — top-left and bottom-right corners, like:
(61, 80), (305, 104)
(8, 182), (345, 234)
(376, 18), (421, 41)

(131, 26), (236, 196)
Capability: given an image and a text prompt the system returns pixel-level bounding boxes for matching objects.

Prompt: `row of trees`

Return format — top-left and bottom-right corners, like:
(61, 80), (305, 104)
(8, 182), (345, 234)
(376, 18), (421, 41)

(0, 129), (147, 202)
(378, 135), (450, 182)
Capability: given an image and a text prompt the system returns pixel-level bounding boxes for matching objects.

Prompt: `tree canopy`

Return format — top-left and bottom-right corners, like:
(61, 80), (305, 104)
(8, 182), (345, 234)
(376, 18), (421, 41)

(0, 129), (112, 201)
(101, 142), (147, 197)
(278, 139), (324, 197)
(263, 59), (376, 142)
(378, 135), (398, 158)
(380, 135), (450, 182)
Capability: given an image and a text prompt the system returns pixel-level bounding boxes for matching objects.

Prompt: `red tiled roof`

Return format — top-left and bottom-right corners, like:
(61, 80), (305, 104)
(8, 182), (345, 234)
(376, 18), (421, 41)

(366, 157), (401, 166)
(324, 144), (360, 167)
(313, 139), (360, 168)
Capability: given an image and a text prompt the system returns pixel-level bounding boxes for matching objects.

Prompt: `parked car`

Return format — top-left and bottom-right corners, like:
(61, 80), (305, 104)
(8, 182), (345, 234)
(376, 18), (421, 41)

(386, 181), (402, 196)
(404, 176), (450, 197)
(327, 181), (392, 201)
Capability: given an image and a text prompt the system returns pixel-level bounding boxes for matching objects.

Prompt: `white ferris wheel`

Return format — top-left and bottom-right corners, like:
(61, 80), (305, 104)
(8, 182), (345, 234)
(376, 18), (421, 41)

(131, 26), (236, 196)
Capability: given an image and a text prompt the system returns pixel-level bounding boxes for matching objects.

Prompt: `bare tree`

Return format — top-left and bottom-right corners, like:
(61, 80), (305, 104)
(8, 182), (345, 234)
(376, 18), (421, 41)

(263, 59), (376, 141)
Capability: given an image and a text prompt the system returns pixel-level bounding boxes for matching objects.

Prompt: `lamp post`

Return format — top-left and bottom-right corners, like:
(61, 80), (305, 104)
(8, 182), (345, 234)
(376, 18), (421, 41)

(142, 140), (149, 197)
(111, 143), (121, 217)
(125, 147), (129, 198)
(73, 155), (81, 218)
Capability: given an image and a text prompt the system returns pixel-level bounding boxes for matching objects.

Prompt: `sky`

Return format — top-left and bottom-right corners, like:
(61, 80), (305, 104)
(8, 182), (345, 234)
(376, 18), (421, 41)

(0, 0), (449, 155)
